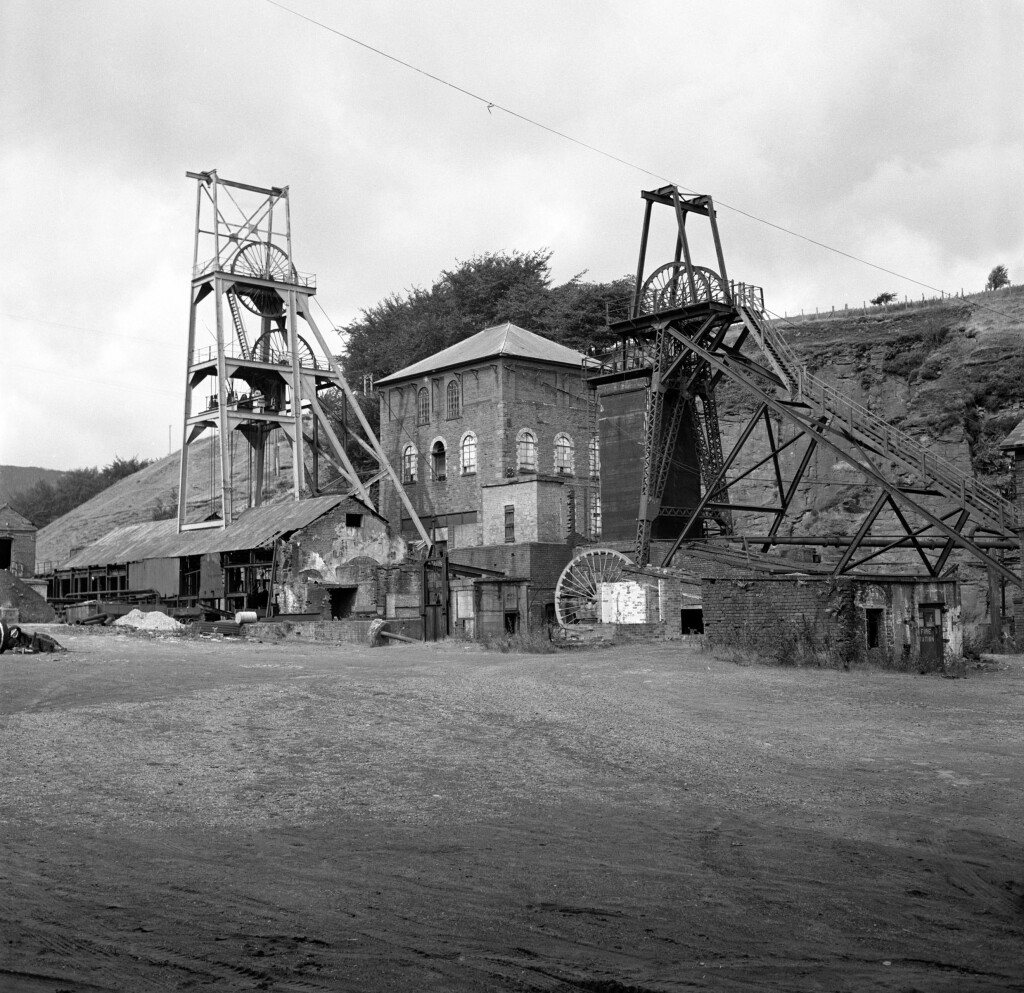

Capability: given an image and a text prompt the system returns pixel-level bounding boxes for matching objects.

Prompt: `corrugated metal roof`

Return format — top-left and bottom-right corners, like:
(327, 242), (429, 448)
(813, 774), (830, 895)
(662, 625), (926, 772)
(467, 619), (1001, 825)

(376, 322), (591, 385)
(60, 495), (348, 569)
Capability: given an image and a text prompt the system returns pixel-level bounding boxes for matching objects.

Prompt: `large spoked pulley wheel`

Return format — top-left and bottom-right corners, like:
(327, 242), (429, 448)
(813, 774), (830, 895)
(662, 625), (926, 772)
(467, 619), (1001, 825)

(554, 547), (632, 626)
(230, 241), (297, 316)
(251, 330), (318, 369)
(638, 263), (726, 315)
(640, 262), (695, 314)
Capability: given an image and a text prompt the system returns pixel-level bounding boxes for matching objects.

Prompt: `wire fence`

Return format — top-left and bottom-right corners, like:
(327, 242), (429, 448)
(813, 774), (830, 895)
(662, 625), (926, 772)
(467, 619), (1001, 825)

(779, 283), (1022, 324)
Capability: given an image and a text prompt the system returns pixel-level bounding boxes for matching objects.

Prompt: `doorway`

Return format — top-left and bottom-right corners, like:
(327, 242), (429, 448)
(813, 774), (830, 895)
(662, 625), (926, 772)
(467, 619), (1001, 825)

(329, 587), (357, 619)
(918, 604), (944, 665)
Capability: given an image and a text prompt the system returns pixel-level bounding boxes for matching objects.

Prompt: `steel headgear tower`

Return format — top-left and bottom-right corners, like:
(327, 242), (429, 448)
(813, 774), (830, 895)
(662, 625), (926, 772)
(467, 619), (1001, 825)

(177, 170), (429, 543)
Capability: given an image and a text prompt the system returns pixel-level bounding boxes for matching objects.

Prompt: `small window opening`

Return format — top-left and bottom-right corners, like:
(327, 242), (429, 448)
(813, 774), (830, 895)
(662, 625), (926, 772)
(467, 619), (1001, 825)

(345, 513), (363, 528)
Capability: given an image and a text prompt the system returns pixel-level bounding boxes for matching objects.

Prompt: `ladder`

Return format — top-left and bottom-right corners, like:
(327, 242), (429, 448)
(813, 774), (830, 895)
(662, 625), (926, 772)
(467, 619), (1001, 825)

(226, 290), (251, 360)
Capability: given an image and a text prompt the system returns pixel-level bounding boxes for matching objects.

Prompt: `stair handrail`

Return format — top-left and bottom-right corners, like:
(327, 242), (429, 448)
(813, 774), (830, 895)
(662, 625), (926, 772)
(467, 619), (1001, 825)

(739, 304), (1016, 529)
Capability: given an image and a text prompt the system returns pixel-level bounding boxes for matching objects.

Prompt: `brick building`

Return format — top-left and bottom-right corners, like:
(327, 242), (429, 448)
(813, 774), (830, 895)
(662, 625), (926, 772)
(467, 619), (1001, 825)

(0, 504), (36, 578)
(701, 573), (962, 670)
(376, 323), (601, 632)
(377, 322), (601, 548)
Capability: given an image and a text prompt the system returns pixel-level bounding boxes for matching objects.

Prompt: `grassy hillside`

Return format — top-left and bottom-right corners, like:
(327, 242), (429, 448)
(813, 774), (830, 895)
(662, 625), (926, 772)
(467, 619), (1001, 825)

(0, 466), (67, 505)
(35, 435), (302, 571)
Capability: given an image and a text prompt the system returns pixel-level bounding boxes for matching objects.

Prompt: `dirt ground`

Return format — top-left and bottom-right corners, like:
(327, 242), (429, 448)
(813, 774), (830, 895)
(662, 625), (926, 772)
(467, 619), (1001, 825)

(1, 629), (1022, 992)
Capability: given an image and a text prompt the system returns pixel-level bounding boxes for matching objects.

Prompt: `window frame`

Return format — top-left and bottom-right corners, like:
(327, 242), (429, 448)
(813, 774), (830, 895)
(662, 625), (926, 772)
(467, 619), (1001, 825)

(446, 379), (460, 420)
(517, 428), (537, 472)
(460, 432), (478, 475)
(416, 386), (430, 426)
(402, 444), (418, 484)
(554, 433), (575, 476)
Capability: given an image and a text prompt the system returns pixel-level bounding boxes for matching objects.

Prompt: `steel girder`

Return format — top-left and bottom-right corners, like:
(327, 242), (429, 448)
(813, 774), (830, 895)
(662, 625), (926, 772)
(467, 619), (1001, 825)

(656, 323), (1021, 587)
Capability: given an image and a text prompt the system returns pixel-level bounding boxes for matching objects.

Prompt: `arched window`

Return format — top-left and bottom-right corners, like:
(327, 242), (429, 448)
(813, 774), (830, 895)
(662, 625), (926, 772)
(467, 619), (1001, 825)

(589, 436), (600, 478)
(590, 492), (602, 539)
(417, 387), (430, 425)
(517, 429), (537, 472)
(461, 432), (477, 475)
(554, 433), (574, 476)
(431, 440), (447, 480)
(446, 380), (460, 419)
(402, 444), (418, 484)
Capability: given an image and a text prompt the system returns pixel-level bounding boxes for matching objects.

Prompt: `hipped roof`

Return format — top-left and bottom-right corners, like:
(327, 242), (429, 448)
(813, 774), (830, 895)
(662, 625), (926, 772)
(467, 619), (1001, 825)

(376, 322), (591, 385)
(60, 495), (350, 569)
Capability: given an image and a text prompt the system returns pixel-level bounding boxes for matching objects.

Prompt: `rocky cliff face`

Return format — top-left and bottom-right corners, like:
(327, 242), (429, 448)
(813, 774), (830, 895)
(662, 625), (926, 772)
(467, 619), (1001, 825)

(715, 286), (1024, 625)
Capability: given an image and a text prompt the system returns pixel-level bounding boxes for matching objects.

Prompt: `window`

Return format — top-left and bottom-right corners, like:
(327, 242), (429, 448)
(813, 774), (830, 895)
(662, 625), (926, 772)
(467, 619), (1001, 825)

(446, 379), (460, 419)
(517, 429), (537, 471)
(504, 504), (515, 543)
(345, 513), (363, 528)
(554, 433), (574, 475)
(589, 436), (600, 478)
(431, 440), (447, 480)
(402, 444), (418, 483)
(567, 490), (577, 536)
(461, 433), (477, 475)
(590, 492), (602, 539)
(417, 387), (430, 425)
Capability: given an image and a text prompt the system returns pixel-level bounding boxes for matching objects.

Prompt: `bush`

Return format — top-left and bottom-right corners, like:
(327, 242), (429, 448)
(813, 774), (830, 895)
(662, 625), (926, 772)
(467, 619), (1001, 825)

(708, 617), (848, 669)
(480, 629), (562, 654)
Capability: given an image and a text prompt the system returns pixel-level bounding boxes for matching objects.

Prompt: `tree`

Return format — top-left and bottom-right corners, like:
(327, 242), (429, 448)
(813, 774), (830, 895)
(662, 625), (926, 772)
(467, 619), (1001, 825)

(340, 250), (633, 382)
(9, 455), (152, 528)
(871, 291), (897, 307)
(986, 265), (1010, 291)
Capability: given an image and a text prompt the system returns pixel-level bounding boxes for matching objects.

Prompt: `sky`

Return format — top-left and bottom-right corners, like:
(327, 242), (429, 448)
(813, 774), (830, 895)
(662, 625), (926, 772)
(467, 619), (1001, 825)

(2, 0), (1021, 470)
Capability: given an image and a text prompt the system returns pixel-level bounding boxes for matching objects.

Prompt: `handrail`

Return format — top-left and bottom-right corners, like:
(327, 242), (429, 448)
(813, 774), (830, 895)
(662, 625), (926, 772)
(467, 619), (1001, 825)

(192, 255), (316, 287)
(741, 305), (1015, 527)
(189, 342), (320, 368)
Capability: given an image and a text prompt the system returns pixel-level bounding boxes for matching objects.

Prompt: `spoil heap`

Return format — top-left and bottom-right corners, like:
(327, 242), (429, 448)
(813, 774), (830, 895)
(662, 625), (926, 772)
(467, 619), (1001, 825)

(0, 572), (56, 623)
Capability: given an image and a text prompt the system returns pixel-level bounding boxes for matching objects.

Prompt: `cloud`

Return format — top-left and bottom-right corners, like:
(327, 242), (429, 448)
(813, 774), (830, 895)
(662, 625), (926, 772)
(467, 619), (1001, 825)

(2, 0), (1020, 466)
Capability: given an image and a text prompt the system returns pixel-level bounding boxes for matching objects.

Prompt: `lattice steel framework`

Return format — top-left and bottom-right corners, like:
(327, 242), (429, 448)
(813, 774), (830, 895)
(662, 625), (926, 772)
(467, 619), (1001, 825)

(178, 170), (429, 543)
(590, 185), (1021, 590)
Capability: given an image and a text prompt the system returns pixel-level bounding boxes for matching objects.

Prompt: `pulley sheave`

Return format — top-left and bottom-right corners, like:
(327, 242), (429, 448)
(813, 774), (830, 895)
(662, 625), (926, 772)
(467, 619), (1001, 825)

(230, 241), (296, 316)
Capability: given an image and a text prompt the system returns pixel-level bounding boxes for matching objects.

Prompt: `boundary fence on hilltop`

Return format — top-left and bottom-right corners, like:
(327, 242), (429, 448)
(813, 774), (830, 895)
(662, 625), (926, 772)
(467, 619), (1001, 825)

(780, 283), (1022, 325)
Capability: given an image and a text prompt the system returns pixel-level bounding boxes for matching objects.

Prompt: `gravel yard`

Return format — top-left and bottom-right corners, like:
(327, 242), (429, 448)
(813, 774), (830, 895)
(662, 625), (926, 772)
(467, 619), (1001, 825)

(1, 629), (1022, 991)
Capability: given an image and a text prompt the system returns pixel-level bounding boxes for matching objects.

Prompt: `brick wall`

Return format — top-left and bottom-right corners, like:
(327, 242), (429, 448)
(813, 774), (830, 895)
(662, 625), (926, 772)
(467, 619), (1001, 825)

(278, 500), (404, 617)
(0, 528), (36, 577)
(378, 356), (598, 545)
(702, 574), (961, 668)
(702, 575), (858, 663)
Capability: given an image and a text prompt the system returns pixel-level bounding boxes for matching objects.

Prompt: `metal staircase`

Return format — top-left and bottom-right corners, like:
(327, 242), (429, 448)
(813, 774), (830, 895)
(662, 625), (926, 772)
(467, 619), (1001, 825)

(736, 303), (1016, 536)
